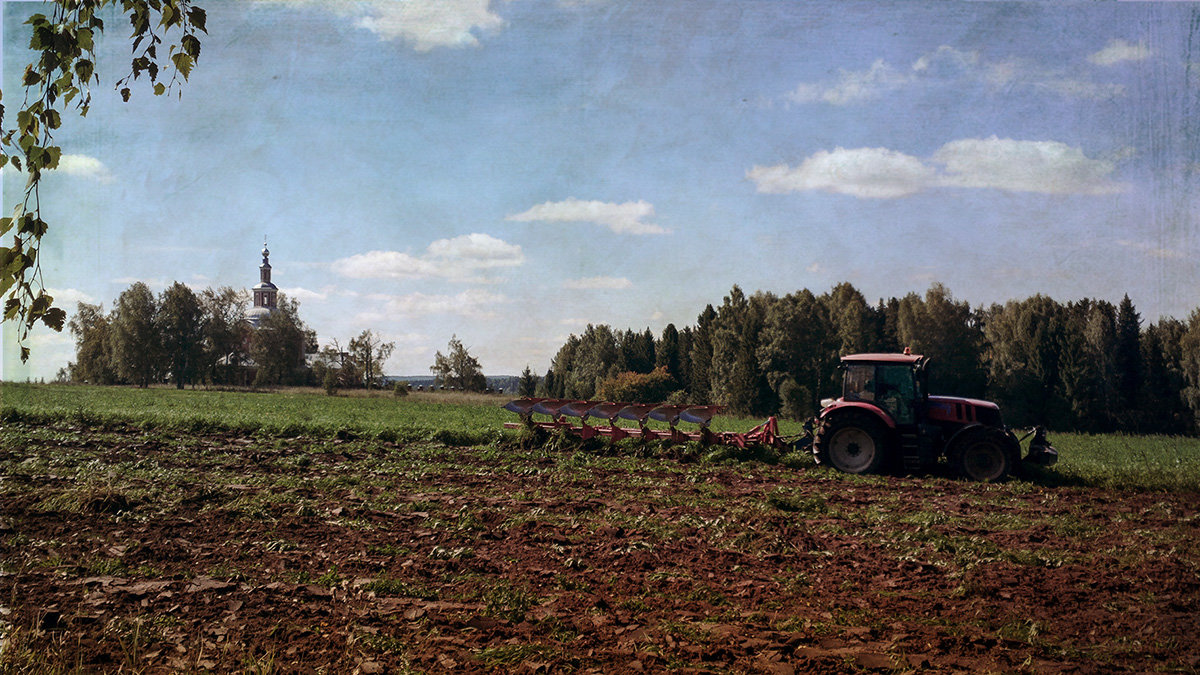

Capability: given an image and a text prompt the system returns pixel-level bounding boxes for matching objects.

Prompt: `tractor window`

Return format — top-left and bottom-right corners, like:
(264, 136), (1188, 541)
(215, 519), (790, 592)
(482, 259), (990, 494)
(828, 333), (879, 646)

(877, 365), (917, 425)
(843, 365), (875, 402)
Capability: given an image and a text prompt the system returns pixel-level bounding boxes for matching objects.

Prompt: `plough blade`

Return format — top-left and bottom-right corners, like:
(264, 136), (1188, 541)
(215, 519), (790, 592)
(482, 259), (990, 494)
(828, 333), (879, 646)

(502, 398), (794, 450)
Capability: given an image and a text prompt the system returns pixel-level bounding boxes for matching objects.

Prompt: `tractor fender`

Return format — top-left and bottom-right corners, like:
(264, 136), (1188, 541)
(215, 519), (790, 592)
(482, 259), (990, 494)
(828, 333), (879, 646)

(819, 401), (896, 429)
(944, 423), (1021, 458)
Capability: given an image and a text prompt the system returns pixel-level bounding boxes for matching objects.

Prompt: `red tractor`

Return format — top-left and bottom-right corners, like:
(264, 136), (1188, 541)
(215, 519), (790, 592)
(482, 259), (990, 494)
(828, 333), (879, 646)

(813, 352), (1057, 481)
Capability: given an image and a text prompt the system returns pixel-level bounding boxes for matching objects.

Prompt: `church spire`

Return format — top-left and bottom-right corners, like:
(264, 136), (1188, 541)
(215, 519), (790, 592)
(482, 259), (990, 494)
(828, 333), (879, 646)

(260, 237), (272, 286)
(249, 238), (279, 327)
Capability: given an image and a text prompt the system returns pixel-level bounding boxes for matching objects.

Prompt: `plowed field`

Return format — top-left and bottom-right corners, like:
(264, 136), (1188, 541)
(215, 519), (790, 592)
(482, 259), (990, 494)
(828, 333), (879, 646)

(2, 420), (1198, 673)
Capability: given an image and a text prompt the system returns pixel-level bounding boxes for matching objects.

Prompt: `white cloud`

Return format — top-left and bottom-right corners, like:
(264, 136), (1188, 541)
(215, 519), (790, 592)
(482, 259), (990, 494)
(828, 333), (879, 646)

(332, 233), (524, 282)
(563, 276), (633, 290)
(749, 137), (1125, 199)
(748, 147), (937, 199)
(55, 154), (114, 183)
(46, 287), (96, 307)
(933, 137), (1124, 195)
(1116, 239), (1186, 260)
(353, 0), (503, 51)
(788, 45), (1125, 106)
(280, 286), (329, 303)
(425, 233), (526, 268)
(1088, 39), (1152, 67)
(788, 59), (912, 105)
(506, 198), (668, 235)
(382, 289), (509, 318)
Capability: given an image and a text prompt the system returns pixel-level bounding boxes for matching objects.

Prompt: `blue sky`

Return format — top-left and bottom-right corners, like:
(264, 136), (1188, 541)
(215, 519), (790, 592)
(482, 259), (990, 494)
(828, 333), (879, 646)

(3, 0), (1198, 380)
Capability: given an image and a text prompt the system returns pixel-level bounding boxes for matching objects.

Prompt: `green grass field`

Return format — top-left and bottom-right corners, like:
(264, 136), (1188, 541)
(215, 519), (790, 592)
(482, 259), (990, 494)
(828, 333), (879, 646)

(2, 382), (1198, 492)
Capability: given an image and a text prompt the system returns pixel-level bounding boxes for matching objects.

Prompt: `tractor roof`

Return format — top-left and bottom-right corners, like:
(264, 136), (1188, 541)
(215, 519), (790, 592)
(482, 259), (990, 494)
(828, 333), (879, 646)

(841, 353), (924, 365)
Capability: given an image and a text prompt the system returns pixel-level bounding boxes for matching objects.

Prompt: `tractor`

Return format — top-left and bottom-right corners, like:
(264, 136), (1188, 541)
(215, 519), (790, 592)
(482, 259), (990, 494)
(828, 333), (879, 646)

(813, 352), (1057, 481)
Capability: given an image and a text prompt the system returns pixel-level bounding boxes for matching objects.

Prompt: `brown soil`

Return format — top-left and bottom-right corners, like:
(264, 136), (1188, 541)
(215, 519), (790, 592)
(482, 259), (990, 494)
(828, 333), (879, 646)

(1, 422), (1198, 673)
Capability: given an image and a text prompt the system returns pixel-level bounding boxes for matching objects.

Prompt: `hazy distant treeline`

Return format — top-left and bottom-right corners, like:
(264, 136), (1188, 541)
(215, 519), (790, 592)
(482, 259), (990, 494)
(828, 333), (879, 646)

(538, 282), (1200, 435)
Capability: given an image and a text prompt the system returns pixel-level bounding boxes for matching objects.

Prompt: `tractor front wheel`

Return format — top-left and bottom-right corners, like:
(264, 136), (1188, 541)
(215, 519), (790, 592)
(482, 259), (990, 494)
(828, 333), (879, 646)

(814, 411), (889, 475)
(950, 427), (1014, 482)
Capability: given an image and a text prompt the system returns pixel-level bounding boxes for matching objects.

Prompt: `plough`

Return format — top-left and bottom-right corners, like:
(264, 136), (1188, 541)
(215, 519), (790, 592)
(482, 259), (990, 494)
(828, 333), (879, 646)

(502, 398), (801, 449)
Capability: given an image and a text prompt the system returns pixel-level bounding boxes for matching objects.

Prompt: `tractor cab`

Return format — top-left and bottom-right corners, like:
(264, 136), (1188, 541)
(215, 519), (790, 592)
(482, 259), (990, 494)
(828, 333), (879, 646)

(837, 353), (926, 426)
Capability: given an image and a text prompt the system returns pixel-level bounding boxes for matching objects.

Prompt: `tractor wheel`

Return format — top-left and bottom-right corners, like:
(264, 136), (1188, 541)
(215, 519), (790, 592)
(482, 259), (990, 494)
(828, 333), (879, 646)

(950, 427), (1014, 482)
(814, 411), (889, 475)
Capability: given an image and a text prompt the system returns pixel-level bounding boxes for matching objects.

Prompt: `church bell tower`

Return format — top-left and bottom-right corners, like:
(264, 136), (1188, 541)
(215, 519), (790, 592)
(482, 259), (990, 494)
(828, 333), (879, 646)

(248, 239), (278, 328)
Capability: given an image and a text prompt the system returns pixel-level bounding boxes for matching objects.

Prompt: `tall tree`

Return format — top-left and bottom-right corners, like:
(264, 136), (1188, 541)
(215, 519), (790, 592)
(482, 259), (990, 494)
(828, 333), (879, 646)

(3, 1), (206, 357)
(1179, 310), (1200, 433)
(200, 286), (248, 385)
(709, 286), (774, 415)
(249, 295), (308, 386)
(981, 295), (1068, 427)
(822, 282), (875, 356)
(655, 323), (681, 382)
(756, 289), (836, 419)
(617, 328), (656, 374)
(518, 365), (539, 397)
(1142, 317), (1190, 434)
(1114, 294), (1143, 414)
(348, 329), (395, 389)
(67, 301), (115, 384)
(547, 334), (580, 398)
(1056, 299), (1119, 431)
(110, 282), (160, 387)
(157, 282), (205, 389)
(431, 335), (486, 392)
(896, 283), (986, 397)
(687, 305), (718, 403)
(565, 325), (619, 398)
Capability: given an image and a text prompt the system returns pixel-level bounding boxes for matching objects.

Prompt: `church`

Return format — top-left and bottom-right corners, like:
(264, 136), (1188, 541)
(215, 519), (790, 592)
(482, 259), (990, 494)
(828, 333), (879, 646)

(247, 240), (277, 328)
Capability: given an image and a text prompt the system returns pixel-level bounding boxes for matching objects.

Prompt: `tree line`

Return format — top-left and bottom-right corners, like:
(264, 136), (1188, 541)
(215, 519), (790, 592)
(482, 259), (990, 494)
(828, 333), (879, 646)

(68, 281), (493, 393)
(536, 282), (1200, 435)
(68, 281), (314, 388)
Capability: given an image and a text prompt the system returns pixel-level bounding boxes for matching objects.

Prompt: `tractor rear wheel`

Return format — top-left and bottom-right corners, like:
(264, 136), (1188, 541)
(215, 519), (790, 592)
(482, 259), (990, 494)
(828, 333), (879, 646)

(814, 410), (889, 474)
(950, 427), (1014, 482)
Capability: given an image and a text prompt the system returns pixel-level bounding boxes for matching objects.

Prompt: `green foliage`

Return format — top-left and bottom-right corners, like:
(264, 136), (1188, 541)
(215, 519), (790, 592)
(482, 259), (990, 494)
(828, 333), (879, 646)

(348, 329), (394, 389)
(111, 282), (160, 387)
(392, 381), (408, 397)
(596, 366), (677, 403)
(157, 282), (204, 389)
(430, 335), (486, 392)
(517, 366), (539, 397)
(323, 368), (338, 396)
(2, 1), (206, 357)
(250, 295), (310, 386)
(896, 283), (986, 398)
(200, 286), (250, 385)
(68, 301), (116, 384)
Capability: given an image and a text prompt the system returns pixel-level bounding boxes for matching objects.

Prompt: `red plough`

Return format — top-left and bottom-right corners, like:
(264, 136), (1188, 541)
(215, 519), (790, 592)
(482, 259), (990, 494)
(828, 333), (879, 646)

(502, 398), (799, 450)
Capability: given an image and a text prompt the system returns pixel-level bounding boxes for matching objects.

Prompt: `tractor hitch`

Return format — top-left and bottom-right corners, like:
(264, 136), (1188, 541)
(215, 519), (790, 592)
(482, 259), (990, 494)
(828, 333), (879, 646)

(1020, 426), (1058, 466)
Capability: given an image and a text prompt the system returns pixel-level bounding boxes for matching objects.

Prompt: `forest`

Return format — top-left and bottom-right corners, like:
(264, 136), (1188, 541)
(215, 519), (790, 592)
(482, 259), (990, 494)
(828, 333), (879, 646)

(536, 282), (1200, 435)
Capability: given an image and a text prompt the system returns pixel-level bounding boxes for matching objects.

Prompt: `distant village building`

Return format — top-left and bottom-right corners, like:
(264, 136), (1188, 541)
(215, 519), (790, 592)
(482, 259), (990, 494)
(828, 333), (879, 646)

(247, 240), (278, 328)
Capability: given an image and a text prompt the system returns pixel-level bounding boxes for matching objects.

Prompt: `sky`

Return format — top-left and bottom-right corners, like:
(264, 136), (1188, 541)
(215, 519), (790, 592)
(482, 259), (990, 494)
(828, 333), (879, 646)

(3, 0), (1199, 381)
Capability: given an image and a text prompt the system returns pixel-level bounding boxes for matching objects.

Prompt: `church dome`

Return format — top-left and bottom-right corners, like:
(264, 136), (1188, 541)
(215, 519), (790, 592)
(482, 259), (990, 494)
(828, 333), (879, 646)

(247, 305), (273, 328)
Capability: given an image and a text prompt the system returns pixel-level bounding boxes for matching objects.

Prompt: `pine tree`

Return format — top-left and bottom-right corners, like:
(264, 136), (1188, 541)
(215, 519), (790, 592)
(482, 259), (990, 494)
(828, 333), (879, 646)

(518, 366), (539, 397)
(1114, 294), (1142, 414)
